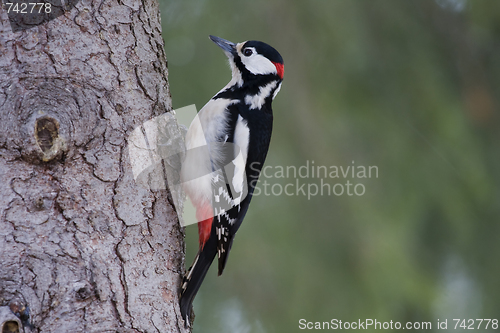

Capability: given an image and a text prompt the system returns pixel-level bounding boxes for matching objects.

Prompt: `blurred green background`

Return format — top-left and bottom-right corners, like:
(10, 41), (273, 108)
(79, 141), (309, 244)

(160, 0), (499, 332)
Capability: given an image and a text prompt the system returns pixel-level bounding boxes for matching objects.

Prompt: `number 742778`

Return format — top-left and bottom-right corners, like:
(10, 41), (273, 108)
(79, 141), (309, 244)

(4, 2), (52, 14)
(454, 319), (499, 330)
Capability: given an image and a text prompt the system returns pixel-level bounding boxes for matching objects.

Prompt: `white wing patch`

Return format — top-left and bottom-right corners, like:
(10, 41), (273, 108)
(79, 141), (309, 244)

(244, 81), (277, 110)
(181, 98), (239, 206)
(231, 115), (250, 205)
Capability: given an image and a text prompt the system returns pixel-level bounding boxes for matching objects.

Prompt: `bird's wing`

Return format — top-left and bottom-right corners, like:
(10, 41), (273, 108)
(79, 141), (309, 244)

(211, 108), (252, 275)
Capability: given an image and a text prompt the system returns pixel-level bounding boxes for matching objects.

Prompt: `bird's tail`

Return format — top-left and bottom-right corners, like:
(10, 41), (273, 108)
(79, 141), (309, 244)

(179, 241), (216, 326)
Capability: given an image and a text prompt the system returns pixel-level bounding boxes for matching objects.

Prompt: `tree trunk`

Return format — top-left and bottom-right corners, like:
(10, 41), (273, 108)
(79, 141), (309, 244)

(0, 0), (189, 331)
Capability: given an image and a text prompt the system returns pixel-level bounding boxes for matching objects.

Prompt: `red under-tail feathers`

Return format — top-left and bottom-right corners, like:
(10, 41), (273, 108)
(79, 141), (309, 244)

(196, 203), (213, 249)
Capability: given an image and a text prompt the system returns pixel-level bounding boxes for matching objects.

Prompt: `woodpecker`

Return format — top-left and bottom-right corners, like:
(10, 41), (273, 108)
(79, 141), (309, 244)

(179, 35), (284, 324)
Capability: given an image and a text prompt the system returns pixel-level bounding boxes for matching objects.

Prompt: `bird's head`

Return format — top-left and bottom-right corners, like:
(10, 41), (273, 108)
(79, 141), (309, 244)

(209, 35), (284, 89)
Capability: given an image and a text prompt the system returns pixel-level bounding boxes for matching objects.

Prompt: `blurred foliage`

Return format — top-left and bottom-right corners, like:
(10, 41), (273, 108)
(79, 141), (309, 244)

(160, 0), (500, 332)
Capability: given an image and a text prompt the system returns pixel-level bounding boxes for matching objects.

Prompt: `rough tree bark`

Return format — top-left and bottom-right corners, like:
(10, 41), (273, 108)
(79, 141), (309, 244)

(0, 0), (190, 332)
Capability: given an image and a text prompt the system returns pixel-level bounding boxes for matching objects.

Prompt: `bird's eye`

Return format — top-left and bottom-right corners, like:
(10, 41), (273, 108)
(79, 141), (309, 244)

(243, 48), (253, 57)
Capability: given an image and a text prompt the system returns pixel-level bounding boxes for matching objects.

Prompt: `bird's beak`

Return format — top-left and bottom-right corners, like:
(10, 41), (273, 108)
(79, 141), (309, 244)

(209, 35), (237, 57)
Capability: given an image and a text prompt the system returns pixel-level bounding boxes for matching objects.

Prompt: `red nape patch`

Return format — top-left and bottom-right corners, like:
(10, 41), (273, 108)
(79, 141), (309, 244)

(196, 204), (213, 249)
(273, 62), (284, 79)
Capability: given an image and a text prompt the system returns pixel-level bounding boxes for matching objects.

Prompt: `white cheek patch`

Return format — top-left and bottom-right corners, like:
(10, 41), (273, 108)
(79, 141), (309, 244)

(241, 52), (277, 76)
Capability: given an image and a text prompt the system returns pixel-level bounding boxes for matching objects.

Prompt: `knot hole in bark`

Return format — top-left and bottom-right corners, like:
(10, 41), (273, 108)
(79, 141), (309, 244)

(1, 321), (19, 333)
(35, 117), (59, 153)
(33, 116), (66, 162)
(76, 287), (92, 301)
(0, 305), (23, 333)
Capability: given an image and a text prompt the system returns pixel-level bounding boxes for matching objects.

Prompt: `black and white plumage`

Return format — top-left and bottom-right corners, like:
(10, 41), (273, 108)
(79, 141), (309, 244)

(179, 35), (284, 325)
